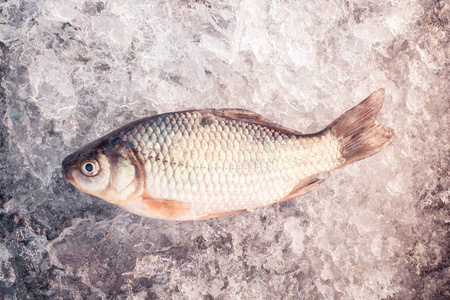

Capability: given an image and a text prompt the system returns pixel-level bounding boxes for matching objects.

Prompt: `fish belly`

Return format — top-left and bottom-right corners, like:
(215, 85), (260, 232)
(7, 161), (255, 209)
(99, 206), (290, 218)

(122, 111), (341, 218)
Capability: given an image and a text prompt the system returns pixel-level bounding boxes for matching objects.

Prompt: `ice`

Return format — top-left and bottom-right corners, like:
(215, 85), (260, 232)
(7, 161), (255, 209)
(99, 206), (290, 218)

(1, 0), (449, 299)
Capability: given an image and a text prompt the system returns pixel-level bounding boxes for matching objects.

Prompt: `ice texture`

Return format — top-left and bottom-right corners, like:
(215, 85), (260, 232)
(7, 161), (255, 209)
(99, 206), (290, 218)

(1, 0), (449, 299)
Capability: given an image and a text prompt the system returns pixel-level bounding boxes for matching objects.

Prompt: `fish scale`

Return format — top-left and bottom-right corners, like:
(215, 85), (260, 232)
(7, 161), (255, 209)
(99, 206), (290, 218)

(121, 111), (340, 217)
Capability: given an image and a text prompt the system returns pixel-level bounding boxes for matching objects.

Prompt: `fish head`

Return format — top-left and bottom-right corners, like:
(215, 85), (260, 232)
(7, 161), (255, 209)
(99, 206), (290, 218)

(62, 136), (144, 204)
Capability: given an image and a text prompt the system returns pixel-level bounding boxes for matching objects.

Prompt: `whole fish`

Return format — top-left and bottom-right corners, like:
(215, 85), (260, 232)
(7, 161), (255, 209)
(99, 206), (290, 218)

(62, 89), (395, 220)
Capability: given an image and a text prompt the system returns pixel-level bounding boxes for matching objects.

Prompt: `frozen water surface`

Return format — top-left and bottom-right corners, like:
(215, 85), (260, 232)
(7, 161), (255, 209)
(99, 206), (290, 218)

(1, 0), (449, 299)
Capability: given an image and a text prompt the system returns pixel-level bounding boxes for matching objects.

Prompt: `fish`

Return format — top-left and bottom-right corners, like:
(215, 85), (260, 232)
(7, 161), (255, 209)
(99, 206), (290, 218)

(61, 89), (395, 221)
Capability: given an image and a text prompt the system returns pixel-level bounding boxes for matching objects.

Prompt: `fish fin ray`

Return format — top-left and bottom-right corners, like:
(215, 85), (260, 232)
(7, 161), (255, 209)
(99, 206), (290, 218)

(328, 88), (395, 167)
(196, 209), (247, 220)
(141, 197), (191, 218)
(276, 177), (325, 203)
(211, 109), (303, 135)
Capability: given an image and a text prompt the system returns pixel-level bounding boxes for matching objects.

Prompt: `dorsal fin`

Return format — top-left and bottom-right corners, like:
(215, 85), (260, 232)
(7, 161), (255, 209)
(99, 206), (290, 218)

(210, 109), (302, 135)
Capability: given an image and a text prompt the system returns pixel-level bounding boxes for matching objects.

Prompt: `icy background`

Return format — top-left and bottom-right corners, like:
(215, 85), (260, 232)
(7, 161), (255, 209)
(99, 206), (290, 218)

(0, 0), (449, 299)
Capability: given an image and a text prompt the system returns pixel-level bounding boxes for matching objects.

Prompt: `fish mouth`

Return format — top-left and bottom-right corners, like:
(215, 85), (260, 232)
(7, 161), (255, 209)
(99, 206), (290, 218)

(61, 164), (73, 182)
(61, 150), (83, 182)
(61, 154), (76, 182)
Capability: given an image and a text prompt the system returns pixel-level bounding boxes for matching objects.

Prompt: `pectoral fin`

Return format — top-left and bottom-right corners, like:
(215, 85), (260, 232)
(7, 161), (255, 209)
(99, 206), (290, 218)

(141, 197), (191, 219)
(277, 177), (325, 203)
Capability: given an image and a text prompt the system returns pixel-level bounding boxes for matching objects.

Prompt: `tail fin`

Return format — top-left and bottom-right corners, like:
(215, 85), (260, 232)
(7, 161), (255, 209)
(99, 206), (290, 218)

(328, 89), (395, 167)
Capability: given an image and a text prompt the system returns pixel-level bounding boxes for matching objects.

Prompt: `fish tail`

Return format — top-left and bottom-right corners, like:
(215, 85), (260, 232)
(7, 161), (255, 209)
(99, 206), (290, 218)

(327, 88), (396, 167)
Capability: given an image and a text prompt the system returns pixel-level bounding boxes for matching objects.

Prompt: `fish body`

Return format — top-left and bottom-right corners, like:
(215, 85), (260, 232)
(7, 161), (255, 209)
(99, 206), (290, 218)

(62, 89), (395, 220)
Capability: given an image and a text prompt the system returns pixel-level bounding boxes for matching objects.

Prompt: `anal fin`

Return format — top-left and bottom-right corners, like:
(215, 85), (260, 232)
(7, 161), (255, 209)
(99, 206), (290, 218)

(277, 177), (325, 203)
(196, 209), (247, 220)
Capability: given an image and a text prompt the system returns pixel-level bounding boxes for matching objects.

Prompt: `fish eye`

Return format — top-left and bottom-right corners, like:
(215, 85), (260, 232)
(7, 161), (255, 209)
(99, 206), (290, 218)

(81, 159), (100, 176)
